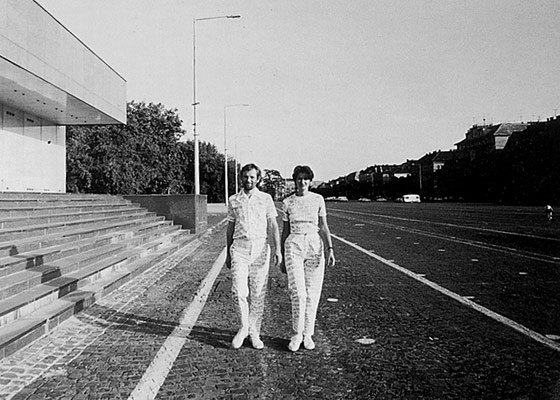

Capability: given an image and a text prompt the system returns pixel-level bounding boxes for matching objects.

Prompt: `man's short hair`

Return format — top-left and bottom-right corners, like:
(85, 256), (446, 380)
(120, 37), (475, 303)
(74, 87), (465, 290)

(240, 163), (262, 180)
(292, 165), (314, 181)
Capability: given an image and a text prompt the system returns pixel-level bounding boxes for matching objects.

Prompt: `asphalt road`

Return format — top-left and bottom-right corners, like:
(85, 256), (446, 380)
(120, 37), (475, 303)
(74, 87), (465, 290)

(2, 202), (560, 399)
(326, 201), (560, 337)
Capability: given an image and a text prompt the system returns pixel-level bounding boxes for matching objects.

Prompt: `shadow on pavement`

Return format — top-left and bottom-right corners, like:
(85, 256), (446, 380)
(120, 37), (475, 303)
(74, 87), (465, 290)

(78, 304), (291, 351)
(189, 325), (291, 352)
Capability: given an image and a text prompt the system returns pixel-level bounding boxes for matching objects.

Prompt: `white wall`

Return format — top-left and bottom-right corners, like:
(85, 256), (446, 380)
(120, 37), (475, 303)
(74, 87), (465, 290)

(0, 103), (66, 193)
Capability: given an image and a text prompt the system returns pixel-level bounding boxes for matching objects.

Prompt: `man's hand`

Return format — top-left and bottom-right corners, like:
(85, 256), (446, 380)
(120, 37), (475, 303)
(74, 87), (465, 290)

(226, 253), (232, 269)
(279, 260), (286, 274)
(273, 249), (282, 268)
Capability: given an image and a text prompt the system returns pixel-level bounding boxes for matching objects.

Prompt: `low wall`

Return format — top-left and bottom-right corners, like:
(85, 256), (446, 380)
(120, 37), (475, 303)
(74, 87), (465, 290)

(123, 194), (207, 234)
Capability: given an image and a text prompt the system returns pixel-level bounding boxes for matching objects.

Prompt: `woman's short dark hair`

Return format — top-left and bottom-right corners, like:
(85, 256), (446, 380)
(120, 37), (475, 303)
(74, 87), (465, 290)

(240, 163), (262, 180)
(292, 165), (314, 181)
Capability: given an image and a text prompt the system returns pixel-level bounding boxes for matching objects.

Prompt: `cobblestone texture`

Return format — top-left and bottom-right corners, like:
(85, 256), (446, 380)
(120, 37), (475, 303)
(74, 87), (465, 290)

(1, 207), (560, 399)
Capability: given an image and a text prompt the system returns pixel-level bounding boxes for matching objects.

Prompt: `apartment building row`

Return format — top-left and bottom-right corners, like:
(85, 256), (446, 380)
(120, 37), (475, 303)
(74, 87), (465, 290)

(318, 116), (558, 199)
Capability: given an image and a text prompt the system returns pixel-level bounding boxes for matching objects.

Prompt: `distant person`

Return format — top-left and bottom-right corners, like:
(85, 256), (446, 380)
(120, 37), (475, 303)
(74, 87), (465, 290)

(226, 163), (282, 349)
(545, 205), (553, 221)
(280, 165), (336, 352)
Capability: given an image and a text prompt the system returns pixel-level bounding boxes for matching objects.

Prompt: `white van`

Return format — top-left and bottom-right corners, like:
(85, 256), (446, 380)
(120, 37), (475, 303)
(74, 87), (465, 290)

(402, 194), (421, 203)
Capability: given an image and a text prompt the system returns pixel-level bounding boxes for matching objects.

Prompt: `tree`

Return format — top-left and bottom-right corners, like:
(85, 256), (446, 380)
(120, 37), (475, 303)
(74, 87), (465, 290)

(261, 169), (284, 200)
(199, 142), (226, 203)
(67, 101), (187, 194)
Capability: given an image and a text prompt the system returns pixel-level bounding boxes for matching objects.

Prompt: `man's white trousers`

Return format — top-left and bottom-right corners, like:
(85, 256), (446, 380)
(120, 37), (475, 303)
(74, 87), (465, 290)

(230, 238), (270, 336)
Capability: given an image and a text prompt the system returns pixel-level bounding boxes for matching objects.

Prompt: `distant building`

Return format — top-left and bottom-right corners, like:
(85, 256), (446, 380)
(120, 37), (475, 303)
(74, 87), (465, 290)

(455, 123), (527, 160)
(410, 151), (455, 197)
(0, 0), (126, 192)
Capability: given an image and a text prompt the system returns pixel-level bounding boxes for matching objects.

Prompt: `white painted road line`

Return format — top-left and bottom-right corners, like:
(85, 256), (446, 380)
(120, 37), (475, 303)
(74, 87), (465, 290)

(128, 248), (227, 400)
(330, 211), (560, 265)
(332, 234), (560, 353)
(330, 207), (560, 243)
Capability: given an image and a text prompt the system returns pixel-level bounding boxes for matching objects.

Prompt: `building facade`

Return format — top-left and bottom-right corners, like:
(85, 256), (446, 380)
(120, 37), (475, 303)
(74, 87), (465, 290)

(455, 123), (527, 161)
(0, 0), (126, 192)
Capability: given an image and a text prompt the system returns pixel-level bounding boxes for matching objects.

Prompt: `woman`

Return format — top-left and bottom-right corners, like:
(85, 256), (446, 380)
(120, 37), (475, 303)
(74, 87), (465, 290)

(281, 165), (336, 351)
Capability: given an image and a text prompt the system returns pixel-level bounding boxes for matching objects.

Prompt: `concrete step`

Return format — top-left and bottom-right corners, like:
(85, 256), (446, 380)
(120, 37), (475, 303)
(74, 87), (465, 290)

(0, 224), (183, 299)
(0, 206), (147, 229)
(0, 192), (197, 361)
(0, 211), (164, 243)
(0, 228), (192, 326)
(0, 217), (172, 260)
(0, 202), (137, 218)
(0, 237), (194, 359)
(0, 192), (119, 201)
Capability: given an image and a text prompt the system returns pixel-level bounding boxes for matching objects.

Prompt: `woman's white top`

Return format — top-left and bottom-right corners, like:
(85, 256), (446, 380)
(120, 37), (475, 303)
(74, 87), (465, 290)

(282, 192), (327, 234)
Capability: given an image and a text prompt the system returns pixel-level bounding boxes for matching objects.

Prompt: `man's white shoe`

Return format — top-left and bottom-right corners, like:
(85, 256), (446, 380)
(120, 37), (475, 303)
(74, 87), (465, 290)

(288, 334), (303, 352)
(250, 335), (264, 349)
(232, 330), (248, 349)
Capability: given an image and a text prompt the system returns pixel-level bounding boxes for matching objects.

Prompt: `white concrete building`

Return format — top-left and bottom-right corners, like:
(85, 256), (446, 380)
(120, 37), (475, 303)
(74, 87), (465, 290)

(0, 0), (126, 192)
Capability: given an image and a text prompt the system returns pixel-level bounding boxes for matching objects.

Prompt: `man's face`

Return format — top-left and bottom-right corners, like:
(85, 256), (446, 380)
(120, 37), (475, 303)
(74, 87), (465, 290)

(241, 168), (259, 191)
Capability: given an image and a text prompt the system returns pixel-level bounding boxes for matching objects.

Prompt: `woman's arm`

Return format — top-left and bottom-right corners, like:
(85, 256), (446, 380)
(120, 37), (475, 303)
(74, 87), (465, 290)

(319, 215), (336, 267)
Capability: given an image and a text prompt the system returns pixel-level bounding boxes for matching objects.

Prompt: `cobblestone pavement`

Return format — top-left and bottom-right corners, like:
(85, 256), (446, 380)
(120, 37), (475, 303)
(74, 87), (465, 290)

(2, 212), (560, 399)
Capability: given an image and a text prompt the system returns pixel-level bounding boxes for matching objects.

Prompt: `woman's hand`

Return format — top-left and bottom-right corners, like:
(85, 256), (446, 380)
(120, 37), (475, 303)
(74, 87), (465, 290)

(327, 248), (336, 267)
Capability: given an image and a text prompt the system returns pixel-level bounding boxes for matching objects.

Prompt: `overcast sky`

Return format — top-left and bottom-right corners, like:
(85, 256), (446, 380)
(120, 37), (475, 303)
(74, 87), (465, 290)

(37, 0), (560, 181)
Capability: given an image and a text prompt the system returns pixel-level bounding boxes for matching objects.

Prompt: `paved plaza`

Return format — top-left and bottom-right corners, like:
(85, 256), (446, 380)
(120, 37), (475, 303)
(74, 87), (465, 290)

(2, 204), (560, 399)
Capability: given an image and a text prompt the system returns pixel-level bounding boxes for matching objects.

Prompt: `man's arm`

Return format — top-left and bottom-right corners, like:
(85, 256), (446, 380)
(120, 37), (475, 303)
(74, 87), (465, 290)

(279, 220), (290, 273)
(267, 216), (282, 267)
(226, 221), (235, 269)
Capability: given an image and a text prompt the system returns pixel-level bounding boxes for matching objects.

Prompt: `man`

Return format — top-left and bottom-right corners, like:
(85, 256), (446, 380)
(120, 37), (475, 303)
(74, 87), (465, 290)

(226, 163), (282, 349)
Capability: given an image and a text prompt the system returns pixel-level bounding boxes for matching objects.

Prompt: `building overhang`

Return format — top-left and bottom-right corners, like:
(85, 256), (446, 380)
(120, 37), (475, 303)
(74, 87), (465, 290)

(0, 56), (121, 125)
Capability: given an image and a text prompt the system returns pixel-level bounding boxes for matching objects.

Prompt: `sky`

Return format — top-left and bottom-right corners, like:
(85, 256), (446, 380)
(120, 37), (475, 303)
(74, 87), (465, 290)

(37, 0), (560, 182)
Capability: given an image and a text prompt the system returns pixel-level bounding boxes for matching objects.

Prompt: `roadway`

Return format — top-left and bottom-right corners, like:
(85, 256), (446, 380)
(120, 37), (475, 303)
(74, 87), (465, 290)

(1, 203), (560, 399)
(326, 201), (560, 340)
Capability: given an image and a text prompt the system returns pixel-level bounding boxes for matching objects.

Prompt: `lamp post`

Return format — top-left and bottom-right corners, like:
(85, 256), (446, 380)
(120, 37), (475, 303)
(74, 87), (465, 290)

(234, 135), (252, 194)
(224, 104), (249, 206)
(192, 15), (240, 195)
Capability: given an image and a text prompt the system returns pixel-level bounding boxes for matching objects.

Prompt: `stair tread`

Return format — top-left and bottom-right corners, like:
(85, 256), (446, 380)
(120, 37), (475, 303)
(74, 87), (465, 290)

(0, 206), (143, 222)
(0, 214), (167, 248)
(0, 219), (179, 269)
(0, 246), (182, 350)
(0, 231), (191, 317)
(0, 209), (152, 233)
(0, 192), (199, 359)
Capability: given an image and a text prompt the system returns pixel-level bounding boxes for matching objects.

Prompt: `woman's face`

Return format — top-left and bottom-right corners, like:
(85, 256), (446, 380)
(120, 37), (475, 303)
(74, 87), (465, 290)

(295, 173), (311, 193)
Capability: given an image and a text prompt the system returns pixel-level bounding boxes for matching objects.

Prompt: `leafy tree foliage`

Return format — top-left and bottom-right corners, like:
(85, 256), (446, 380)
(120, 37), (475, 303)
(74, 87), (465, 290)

(66, 101), (226, 202)
(260, 169), (284, 199)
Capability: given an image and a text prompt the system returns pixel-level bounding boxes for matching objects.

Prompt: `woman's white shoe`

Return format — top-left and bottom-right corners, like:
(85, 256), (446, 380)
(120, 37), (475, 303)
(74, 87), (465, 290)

(303, 336), (315, 350)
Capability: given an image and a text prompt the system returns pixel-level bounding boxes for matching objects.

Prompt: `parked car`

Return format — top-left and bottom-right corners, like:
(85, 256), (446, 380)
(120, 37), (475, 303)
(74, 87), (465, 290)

(402, 194), (421, 203)
(335, 196), (349, 202)
(375, 197), (388, 202)
(358, 197), (372, 202)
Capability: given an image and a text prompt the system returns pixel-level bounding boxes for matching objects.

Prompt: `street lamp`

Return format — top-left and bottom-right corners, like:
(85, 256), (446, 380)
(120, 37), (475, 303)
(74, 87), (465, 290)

(234, 135), (252, 194)
(224, 104), (249, 206)
(192, 14), (240, 195)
